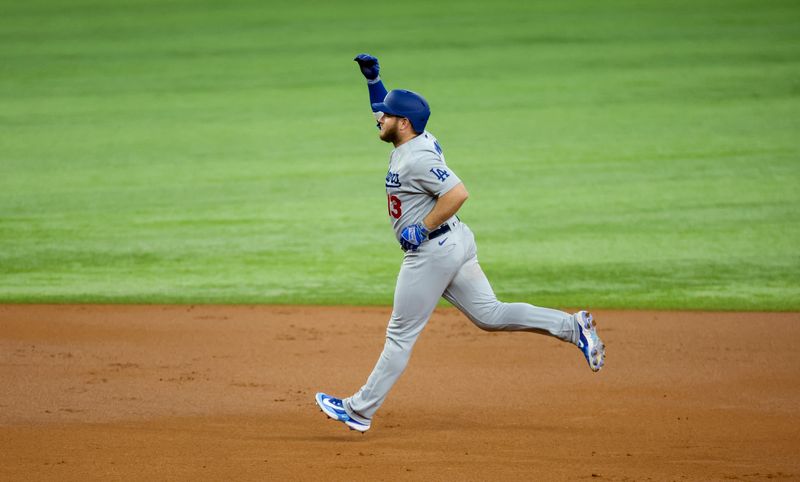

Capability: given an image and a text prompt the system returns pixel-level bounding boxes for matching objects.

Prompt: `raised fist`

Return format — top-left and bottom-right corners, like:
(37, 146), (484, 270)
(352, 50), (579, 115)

(354, 53), (380, 81)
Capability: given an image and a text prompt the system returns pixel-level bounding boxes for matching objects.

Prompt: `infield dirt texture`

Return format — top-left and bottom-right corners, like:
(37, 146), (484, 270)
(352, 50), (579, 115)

(2, 305), (799, 480)
(1, 0), (799, 480)
(2, 0), (798, 309)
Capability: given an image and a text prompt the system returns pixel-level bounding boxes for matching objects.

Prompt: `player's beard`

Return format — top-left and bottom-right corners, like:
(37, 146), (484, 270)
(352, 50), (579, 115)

(379, 121), (399, 144)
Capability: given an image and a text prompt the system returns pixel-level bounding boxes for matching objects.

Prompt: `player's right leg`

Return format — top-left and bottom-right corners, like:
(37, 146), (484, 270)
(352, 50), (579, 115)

(340, 241), (466, 425)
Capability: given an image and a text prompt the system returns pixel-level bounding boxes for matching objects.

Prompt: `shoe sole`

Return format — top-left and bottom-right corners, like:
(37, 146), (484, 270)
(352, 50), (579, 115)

(581, 312), (606, 372)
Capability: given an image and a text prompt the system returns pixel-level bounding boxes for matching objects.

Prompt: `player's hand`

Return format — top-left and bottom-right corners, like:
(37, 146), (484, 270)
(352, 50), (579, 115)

(399, 223), (429, 251)
(354, 53), (380, 81)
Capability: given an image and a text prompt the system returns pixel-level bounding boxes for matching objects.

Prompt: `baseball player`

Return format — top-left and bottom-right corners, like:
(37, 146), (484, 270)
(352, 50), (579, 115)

(315, 54), (605, 433)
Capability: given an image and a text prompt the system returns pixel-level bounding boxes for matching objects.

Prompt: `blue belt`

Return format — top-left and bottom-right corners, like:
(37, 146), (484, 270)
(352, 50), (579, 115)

(400, 223), (453, 252)
(428, 223), (451, 240)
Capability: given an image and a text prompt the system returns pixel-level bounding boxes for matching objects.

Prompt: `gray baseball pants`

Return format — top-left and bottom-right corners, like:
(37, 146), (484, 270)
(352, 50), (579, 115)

(344, 220), (579, 423)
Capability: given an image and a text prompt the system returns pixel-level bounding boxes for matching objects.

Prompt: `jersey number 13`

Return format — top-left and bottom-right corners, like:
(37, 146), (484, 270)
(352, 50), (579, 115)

(387, 194), (402, 219)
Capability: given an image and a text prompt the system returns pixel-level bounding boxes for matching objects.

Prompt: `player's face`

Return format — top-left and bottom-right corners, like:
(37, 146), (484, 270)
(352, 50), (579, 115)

(377, 113), (405, 143)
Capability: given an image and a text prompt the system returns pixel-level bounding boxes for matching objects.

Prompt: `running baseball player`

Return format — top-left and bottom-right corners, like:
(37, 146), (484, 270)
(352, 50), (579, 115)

(315, 54), (605, 433)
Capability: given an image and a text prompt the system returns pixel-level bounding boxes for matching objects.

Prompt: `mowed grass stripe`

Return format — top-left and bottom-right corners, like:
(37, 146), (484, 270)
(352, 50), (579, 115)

(1, 0), (798, 308)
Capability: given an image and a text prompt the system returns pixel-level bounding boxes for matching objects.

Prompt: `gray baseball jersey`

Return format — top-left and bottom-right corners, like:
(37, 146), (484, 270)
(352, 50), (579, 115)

(342, 131), (582, 425)
(384, 131), (461, 239)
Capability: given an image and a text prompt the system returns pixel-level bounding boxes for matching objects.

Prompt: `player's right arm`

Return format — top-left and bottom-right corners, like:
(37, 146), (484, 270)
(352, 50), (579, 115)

(354, 54), (388, 113)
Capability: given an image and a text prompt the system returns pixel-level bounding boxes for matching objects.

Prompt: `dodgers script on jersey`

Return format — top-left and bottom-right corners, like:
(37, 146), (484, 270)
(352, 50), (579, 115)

(384, 132), (461, 239)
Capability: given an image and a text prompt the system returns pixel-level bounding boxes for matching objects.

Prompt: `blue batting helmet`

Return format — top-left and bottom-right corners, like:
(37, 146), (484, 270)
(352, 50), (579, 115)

(371, 89), (430, 133)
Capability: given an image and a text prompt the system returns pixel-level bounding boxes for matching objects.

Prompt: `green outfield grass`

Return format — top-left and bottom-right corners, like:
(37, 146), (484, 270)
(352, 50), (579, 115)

(1, 0), (798, 309)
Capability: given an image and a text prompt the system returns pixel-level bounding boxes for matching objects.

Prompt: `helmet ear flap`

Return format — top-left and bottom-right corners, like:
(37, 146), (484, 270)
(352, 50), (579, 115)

(414, 109), (430, 133)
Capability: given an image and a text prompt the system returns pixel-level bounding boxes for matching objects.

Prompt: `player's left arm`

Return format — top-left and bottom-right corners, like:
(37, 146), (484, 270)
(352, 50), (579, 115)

(422, 183), (468, 231)
(399, 183), (468, 251)
(399, 155), (466, 251)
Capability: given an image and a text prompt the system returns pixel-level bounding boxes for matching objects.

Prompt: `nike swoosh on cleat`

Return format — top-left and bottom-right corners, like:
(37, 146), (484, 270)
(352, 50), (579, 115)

(322, 399), (344, 411)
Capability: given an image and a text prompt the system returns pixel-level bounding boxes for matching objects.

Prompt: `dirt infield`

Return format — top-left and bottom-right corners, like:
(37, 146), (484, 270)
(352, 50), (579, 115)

(1, 305), (798, 480)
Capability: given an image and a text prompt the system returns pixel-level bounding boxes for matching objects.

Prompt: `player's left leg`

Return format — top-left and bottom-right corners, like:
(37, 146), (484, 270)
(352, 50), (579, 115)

(442, 253), (578, 342)
(442, 223), (605, 370)
(441, 224), (577, 342)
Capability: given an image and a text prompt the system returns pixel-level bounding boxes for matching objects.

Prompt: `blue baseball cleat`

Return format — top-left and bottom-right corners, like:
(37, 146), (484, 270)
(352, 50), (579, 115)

(315, 392), (371, 433)
(575, 311), (606, 372)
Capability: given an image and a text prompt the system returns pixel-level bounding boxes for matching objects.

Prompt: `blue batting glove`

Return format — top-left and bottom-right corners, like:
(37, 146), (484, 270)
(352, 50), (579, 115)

(354, 53), (380, 81)
(400, 223), (429, 252)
